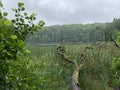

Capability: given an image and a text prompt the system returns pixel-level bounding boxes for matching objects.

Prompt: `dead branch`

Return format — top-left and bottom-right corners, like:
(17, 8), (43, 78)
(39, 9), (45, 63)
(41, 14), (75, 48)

(111, 38), (120, 48)
(71, 64), (83, 90)
(104, 31), (120, 48)
(54, 51), (75, 65)
(54, 50), (83, 90)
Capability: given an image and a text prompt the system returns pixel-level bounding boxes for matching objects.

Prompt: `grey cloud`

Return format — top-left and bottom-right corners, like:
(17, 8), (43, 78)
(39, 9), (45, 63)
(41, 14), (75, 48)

(2, 0), (120, 25)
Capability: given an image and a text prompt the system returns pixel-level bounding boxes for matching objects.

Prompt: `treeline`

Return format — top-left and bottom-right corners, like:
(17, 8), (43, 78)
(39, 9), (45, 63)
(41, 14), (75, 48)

(27, 19), (120, 44)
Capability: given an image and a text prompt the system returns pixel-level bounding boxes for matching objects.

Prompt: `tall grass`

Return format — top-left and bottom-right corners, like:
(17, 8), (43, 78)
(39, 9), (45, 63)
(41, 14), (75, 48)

(27, 43), (119, 90)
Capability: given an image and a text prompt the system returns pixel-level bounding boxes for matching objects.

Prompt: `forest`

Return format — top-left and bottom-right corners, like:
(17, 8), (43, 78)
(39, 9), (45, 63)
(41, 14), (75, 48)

(0, 2), (120, 90)
(27, 21), (119, 44)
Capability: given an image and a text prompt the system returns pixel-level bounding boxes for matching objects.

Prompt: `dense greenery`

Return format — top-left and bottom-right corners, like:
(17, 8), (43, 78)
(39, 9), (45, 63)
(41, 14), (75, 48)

(28, 43), (119, 90)
(0, 2), (45, 89)
(26, 18), (120, 90)
(27, 20), (120, 44)
(0, 1), (120, 90)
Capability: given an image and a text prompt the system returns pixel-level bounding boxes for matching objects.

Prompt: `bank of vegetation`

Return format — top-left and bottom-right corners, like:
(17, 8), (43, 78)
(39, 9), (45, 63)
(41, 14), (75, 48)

(0, 2), (120, 90)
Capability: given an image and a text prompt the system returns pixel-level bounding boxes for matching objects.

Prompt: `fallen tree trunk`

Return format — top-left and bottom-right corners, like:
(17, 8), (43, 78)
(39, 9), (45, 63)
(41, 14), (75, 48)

(54, 51), (83, 90)
(71, 65), (83, 90)
(114, 86), (120, 90)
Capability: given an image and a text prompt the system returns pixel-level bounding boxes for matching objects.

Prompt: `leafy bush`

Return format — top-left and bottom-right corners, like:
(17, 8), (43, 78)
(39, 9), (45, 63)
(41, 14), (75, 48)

(110, 57), (120, 87)
(0, 2), (45, 89)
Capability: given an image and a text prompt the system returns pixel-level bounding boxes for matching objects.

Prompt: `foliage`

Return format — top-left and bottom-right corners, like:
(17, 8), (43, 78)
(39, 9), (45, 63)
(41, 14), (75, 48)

(26, 22), (120, 44)
(28, 43), (118, 90)
(110, 57), (120, 87)
(28, 45), (73, 90)
(110, 19), (120, 87)
(0, 2), (45, 89)
(106, 18), (120, 88)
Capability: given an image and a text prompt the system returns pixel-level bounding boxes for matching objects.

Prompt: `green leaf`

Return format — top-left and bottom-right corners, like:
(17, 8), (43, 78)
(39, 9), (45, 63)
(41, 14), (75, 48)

(11, 20), (15, 23)
(0, 44), (4, 51)
(4, 20), (11, 25)
(15, 14), (19, 17)
(18, 40), (26, 47)
(18, 2), (24, 7)
(20, 18), (24, 23)
(0, 2), (3, 7)
(33, 17), (36, 20)
(24, 12), (28, 16)
(11, 35), (17, 39)
(21, 7), (25, 11)
(3, 12), (8, 16)
(0, 19), (3, 25)
(24, 49), (31, 54)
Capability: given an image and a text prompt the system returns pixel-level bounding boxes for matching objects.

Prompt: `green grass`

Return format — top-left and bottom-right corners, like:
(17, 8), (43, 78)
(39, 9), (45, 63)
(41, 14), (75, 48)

(27, 45), (72, 90)
(27, 43), (119, 90)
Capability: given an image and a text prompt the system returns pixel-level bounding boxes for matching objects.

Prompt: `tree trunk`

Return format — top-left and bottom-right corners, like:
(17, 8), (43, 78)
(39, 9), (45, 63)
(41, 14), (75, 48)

(71, 65), (82, 90)
(54, 51), (83, 90)
(114, 86), (120, 90)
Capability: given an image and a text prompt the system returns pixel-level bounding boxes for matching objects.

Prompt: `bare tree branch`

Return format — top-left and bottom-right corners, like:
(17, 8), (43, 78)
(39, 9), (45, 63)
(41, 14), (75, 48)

(54, 48), (83, 90)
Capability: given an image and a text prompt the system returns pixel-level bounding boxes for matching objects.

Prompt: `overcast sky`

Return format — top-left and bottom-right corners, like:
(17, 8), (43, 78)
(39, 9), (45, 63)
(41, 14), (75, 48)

(2, 0), (120, 26)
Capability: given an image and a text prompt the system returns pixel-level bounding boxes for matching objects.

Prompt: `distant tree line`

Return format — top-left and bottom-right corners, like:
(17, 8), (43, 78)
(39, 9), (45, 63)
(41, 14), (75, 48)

(26, 19), (120, 44)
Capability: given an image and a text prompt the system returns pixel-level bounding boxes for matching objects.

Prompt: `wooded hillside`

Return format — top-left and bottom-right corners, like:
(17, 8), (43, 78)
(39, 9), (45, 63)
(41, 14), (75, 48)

(27, 20), (120, 44)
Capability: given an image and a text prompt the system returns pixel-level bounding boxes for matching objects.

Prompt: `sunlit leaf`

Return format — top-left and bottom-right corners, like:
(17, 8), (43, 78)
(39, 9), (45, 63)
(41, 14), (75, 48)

(24, 49), (31, 54)
(18, 40), (26, 47)
(11, 35), (17, 39)
(4, 20), (11, 25)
